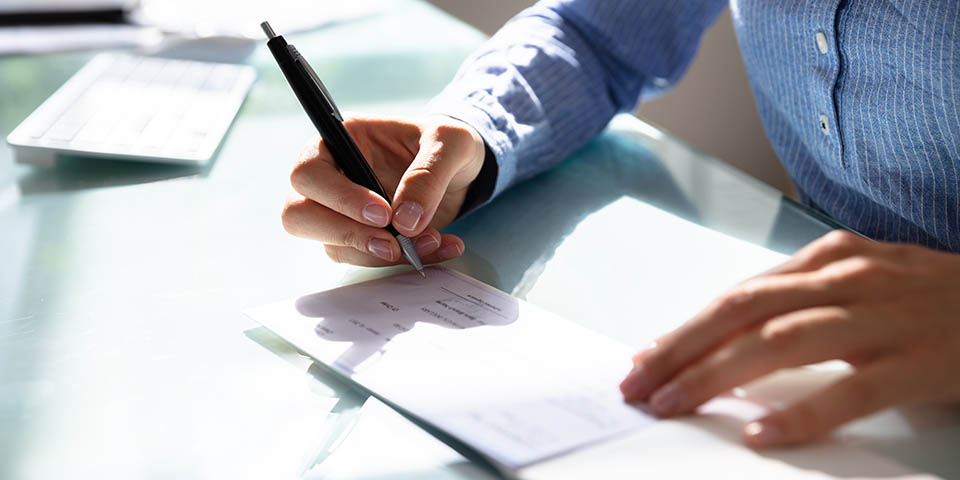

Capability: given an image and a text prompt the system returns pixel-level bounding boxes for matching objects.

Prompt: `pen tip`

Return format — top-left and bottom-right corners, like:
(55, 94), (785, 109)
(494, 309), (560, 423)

(418, 270), (426, 278)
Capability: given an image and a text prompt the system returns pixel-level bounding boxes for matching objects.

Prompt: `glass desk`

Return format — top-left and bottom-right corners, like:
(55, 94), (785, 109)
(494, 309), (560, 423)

(1, 2), (957, 478)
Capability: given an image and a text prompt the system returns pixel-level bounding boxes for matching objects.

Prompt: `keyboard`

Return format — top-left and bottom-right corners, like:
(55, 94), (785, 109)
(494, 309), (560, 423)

(6, 53), (256, 166)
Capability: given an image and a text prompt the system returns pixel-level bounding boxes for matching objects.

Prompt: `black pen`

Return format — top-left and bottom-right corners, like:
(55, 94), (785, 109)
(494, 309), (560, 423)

(261, 21), (425, 277)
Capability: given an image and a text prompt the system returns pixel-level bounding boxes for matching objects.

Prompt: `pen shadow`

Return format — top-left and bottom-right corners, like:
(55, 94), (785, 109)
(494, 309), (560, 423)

(294, 268), (519, 373)
(445, 130), (698, 298)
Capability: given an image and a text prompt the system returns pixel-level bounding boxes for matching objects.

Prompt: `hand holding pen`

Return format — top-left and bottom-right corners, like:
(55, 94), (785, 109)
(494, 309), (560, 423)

(263, 22), (484, 271)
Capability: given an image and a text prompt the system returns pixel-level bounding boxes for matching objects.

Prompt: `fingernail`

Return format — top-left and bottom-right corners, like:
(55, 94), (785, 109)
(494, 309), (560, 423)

(619, 365), (649, 400)
(362, 204), (389, 226)
(650, 383), (684, 415)
(393, 202), (423, 232)
(436, 242), (463, 259)
(745, 420), (781, 447)
(414, 234), (439, 255)
(367, 238), (395, 261)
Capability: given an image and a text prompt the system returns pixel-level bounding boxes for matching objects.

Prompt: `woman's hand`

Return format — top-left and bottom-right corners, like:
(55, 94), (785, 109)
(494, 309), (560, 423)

(620, 230), (960, 448)
(281, 114), (486, 266)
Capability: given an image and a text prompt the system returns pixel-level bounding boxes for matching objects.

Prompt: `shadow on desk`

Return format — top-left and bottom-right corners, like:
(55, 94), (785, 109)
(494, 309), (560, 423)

(686, 413), (916, 479)
(15, 155), (212, 196)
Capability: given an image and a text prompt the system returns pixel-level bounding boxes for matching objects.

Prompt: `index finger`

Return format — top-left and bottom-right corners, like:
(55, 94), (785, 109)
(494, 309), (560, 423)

(290, 136), (393, 228)
(623, 273), (853, 402)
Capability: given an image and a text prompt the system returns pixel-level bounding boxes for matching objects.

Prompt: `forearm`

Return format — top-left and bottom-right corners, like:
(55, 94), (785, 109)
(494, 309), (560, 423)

(430, 0), (727, 204)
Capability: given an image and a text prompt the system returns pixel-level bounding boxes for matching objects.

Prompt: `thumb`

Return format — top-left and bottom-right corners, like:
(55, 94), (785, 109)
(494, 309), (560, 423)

(391, 123), (479, 237)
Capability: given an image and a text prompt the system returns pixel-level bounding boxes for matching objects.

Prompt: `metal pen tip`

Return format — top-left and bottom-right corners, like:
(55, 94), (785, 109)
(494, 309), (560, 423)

(260, 21), (277, 39)
(394, 235), (425, 279)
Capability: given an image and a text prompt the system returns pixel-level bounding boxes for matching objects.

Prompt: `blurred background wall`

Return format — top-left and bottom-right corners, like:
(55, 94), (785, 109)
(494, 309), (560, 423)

(424, 0), (792, 194)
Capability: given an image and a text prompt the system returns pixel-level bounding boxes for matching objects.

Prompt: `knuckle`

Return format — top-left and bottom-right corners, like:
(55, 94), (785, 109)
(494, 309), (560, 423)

(432, 122), (472, 142)
(400, 167), (441, 198)
(289, 159), (312, 192)
(425, 121), (481, 160)
(713, 282), (763, 318)
(638, 347), (674, 376)
(338, 229), (360, 249)
(760, 320), (806, 349)
(843, 256), (879, 279)
(823, 256), (888, 286)
(814, 230), (862, 255)
(342, 116), (363, 131)
(324, 244), (345, 264)
(327, 191), (353, 216)
(280, 199), (306, 234)
(341, 117), (366, 138)
(405, 163), (436, 181)
(413, 140), (447, 171)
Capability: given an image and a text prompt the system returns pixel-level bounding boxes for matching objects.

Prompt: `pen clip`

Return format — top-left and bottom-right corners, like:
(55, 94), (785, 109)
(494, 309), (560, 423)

(290, 46), (343, 122)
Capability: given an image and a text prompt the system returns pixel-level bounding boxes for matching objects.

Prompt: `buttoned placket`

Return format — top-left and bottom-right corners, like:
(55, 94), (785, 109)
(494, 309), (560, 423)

(809, 1), (845, 168)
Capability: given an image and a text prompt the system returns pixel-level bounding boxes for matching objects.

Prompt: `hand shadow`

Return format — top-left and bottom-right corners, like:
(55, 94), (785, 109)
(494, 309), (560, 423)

(295, 268), (519, 373)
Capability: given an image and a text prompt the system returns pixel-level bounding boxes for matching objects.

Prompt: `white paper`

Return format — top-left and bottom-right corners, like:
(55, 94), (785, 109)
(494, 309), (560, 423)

(526, 197), (791, 345)
(246, 266), (655, 471)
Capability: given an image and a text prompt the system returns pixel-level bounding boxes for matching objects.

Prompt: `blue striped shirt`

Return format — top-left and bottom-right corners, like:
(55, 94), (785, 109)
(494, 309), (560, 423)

(429, 0), (960, 252)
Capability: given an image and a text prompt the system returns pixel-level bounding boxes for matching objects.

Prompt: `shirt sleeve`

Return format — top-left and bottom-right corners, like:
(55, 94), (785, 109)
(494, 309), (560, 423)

(428, 0), (727, 204)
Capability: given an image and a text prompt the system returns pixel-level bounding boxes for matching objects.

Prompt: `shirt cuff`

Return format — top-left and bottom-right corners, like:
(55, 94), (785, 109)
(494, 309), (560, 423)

(427, 94), (517, 205)
(454, 142), (498, 218)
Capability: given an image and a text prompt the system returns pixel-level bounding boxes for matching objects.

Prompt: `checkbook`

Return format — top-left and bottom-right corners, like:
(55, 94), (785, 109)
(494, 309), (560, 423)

(247, 265), (655, 476)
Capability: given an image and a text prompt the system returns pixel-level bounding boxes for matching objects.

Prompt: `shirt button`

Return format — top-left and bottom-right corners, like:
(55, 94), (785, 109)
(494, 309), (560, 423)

(816, 31), (829, 54)
(819, 114), (830, 135)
